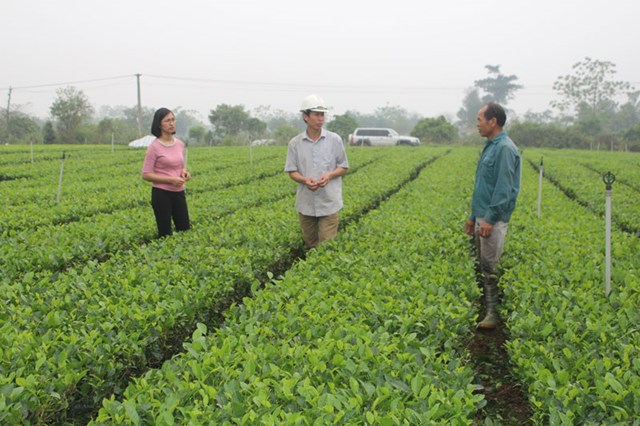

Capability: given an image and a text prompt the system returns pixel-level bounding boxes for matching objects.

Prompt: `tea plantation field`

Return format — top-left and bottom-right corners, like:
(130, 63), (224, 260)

(1, 144), (638, 425)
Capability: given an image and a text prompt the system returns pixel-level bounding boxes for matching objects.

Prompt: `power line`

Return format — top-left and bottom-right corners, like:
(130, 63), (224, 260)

(4, 73), (638, 95)
(144, 74), (471, 92)
(3, 73), (637, 119)
(2, 75), (133, 91)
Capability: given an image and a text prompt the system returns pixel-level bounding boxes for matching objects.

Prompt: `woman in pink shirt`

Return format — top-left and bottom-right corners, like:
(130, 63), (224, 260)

(142, 108), (191, 237)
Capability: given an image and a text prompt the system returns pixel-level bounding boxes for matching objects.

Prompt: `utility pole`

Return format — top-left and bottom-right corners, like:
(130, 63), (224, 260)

(5, 86), (11, 143)
(136, 74), (142, 137)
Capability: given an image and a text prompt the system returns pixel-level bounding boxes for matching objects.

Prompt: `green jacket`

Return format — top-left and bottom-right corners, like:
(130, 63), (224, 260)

(470, 131), (521, 224)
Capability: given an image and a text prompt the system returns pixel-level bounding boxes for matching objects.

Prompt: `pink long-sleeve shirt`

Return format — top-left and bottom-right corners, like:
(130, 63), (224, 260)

(141, 138), (186, 192)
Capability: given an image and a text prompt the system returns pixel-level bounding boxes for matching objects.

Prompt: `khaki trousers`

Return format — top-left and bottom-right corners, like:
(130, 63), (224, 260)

(474, 219), (508, 276)
(299, 212), (340, 249)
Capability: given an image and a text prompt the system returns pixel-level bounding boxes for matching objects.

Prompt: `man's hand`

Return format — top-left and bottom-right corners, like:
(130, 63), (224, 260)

(305, 177), (320, 191)
(316, 172), (332, 188)
(479, 221), (493, 238)
(464, 219), (475, 236)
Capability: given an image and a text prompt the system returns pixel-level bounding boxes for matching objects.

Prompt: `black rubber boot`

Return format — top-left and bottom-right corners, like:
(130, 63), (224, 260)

(478, 276), (499, 329)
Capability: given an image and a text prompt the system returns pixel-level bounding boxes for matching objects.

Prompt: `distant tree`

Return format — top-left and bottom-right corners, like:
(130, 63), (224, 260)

(77, 123), (97, 144)
(96, 118), (115, 144)
(272, 124), (299, 145)
(551, 57), (635, 115)
(510, 121), (564, 149)
(574, 110), (603, 137)
(245, 117), (267, 139)
(207, 104), (268, 145)
(43, 121), (56, 144)
(510, 121), (555, 148)
(612, 91), (640, 131)
(373, 105), (419, 134)
(251, 105), (276, 122)
(621, 124), (640, 151)
(411, 116), (458, 144)
(98, 105), (203, 140)
(327, 113), (359, 141)
(95, 117), (137, 145)
(456, 88), (483, 132)
(188, 125), (207, 145)
(509, 121), (591, 149)
(0, 109), (40, 143)
(50, 86), (94, 144)
(172, 108), (205, 139)
(208, 104), (251, 141)
(205, 130), (215, 146)
(252, 105), (303, 132)
(522, 109), (557, 125)
(95, 106), (146, 142)
(121, 105), (155, 135)
(474, 65), (523, 104)
(563, 126), (592, 150)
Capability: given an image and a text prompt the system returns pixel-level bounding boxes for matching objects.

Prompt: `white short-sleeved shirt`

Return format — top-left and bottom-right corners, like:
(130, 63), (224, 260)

(284, 129), (349, 217)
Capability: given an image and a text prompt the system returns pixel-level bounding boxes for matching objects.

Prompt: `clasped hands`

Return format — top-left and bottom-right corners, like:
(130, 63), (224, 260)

(171, 171), (191, 186)
(304, 173), (331, 191)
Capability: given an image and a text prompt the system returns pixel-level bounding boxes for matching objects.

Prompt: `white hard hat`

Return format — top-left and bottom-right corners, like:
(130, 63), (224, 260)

(300, 94), (329, 113)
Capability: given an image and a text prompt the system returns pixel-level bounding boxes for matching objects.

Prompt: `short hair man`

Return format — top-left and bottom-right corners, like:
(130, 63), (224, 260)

(464, 102), (521, 329)
(284, 94), (349, 249)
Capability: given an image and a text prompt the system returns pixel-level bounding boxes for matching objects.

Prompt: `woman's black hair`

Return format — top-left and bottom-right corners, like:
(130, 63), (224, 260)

(151, 107), (173, 137)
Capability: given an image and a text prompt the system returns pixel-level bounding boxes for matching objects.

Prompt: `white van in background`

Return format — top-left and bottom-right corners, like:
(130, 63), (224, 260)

(348, 128), (420, 146)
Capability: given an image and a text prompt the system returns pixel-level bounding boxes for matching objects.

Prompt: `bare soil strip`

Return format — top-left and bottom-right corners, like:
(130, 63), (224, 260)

(468, 314), (533, 424)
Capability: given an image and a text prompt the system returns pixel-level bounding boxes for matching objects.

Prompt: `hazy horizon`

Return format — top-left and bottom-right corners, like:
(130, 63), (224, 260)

(3, 0), (639, 123)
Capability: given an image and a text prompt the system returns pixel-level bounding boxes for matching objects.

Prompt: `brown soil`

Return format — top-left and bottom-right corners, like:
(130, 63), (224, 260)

(468, 323), (534, 425)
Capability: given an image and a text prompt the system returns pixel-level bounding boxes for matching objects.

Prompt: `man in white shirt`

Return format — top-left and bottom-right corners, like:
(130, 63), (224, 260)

(284, 94), (349, 249)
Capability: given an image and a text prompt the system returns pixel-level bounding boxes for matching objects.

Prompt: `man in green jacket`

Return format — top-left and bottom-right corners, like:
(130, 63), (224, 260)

(464, 102), (521, 329)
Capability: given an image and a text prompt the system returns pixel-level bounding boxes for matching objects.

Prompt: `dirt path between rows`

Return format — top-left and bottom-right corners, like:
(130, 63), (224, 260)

(468, 323), (533, 425)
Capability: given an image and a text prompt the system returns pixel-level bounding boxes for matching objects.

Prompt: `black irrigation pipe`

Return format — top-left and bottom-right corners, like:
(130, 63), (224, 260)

(0, 173), (30, 182)
(0, 155), (60, 167)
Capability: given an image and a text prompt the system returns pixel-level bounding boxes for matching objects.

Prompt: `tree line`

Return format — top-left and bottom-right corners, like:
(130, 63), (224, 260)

(2, 57), (639, 150)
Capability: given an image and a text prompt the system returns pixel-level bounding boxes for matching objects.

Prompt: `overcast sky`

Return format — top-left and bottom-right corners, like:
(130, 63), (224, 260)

(2, 0), (639, 123)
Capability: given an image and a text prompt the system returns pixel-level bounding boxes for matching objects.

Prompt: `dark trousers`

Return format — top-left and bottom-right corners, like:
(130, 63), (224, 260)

(151, 187), (190, 237)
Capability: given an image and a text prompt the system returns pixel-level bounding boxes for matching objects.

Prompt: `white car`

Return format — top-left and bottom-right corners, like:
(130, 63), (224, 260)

(348, 128), (420, 147)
